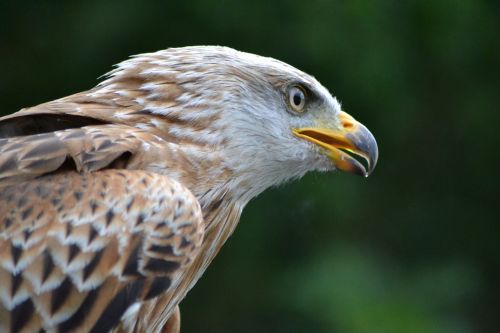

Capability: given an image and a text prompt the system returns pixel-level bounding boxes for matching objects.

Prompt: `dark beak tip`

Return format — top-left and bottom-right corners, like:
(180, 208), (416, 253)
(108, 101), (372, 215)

(366, 147), (379, 176)
(347, 124), (379, 177)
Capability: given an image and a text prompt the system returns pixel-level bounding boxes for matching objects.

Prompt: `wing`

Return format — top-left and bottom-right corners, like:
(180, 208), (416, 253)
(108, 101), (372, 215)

(0, 80), (203, 332)
(0, 169), (204, 332)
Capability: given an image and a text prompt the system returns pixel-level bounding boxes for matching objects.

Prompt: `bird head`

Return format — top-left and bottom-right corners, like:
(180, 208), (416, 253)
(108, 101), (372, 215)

(100, 46), (378, 200)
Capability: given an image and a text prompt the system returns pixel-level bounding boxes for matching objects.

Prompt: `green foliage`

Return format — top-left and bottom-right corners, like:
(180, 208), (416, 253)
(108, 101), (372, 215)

(1, 0), (498, 332)
(280, 244), (478, 333)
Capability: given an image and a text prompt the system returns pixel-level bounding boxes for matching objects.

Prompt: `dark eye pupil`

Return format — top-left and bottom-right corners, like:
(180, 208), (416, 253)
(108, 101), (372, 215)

(293, 93), (302, 106)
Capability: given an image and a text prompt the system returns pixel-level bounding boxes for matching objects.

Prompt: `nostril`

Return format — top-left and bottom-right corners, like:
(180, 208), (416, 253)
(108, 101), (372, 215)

(342, 121), (354, 129)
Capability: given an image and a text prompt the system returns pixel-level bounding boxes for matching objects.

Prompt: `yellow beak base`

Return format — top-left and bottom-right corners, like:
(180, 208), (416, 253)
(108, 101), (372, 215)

(293, 111), (378, 177)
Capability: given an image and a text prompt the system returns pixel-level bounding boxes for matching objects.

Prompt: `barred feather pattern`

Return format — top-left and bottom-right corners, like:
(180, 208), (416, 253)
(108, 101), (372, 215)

(0, 170), (203, 332)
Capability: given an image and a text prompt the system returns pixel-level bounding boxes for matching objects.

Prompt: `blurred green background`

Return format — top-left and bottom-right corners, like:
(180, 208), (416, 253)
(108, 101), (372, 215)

(1, 0), (498, 332)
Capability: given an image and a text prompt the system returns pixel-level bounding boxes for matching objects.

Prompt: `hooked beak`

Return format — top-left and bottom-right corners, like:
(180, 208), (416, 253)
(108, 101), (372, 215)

(293, 111), (378, 177)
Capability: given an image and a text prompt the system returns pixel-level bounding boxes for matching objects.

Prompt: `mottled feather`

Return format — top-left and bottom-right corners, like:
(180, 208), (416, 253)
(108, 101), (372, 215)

(0, 170), (203, 332)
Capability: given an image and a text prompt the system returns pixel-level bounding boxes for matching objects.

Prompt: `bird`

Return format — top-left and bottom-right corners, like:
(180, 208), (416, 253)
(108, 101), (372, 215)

(0, 45), (378, 332)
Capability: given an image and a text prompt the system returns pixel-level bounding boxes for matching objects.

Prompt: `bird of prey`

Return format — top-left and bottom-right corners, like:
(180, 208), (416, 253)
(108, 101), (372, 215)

(0, 46), (378, 332)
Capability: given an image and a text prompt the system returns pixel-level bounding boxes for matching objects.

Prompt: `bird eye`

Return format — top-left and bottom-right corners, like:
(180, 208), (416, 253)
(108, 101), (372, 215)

(288, 86), (306, 113)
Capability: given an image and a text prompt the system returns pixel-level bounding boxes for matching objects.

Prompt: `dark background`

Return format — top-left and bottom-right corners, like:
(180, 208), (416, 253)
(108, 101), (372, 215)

(1, 1), (498, 332)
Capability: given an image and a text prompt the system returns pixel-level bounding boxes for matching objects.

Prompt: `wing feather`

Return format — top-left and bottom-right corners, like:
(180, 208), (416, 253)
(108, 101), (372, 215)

(0, 170), (204, 332)
(0, 124), (166, 186)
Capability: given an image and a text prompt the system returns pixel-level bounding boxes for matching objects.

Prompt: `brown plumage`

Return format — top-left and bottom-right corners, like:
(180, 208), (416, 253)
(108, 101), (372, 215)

(0, 46), (378, 332)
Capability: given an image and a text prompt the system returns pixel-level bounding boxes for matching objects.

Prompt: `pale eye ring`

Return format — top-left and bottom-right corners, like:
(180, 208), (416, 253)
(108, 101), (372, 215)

(288, 86), (306, 112)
